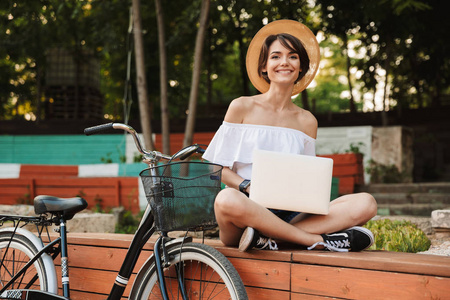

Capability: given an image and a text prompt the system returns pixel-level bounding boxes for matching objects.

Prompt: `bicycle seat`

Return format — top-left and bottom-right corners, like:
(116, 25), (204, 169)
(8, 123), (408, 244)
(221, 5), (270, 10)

(34, 195), (88, 220)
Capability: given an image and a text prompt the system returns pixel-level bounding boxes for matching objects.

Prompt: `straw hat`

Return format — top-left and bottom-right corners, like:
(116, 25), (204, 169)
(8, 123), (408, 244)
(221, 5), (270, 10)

(246, 19), (320, 96)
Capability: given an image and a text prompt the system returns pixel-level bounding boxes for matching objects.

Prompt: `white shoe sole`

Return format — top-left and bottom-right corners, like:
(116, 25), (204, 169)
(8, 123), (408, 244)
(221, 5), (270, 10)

(238, 227), (255, 252)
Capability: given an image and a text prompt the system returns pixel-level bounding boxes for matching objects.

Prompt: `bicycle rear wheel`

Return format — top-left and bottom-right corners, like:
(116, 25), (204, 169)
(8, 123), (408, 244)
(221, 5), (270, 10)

(131, 242), (247, 300)
(0, 232), (50, 292)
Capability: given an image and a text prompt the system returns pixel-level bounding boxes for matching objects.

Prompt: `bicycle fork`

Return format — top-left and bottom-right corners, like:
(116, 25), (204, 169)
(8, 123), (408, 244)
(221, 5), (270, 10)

(154, 235), (189, 300)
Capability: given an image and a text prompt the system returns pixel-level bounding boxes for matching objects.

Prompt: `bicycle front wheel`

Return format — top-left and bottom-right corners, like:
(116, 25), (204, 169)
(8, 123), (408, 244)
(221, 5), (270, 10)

(132, 242), (247, 300)
(0, 232), (50, 292)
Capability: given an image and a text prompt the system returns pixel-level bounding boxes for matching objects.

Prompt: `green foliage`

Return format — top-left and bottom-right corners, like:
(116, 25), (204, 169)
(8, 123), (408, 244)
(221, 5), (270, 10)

(76, 190), (86, 198)
(344, 142), (365, 155)
(363, 219), (431, 253)
(366, 160), (407, 183)
(100, 146), (128, 163)
(100, 152), (113, 164)
(133, 153), (143, 163)
(1, 0), (449, 122)
(16, 186), (32, 205)
(115, 210), (143, 234)
(76, 191), (109, 214)
(88, 195), (108, 213)
(294, 36), (355, 113)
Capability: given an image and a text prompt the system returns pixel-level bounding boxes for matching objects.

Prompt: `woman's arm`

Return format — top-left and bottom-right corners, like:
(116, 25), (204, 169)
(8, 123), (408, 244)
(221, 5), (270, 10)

(222, 167), (251, 195)
(215, 97), (254, 193)
(222, 167), (244, 188)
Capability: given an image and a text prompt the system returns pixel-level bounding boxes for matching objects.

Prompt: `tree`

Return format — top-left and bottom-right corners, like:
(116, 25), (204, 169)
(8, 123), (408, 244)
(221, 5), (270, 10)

(183, 0), (210, 148)
(1, 0), (449, 126)
(155, 0), (170, 154)
(131, 0), (155, 150)
(317, 0), (365, 113)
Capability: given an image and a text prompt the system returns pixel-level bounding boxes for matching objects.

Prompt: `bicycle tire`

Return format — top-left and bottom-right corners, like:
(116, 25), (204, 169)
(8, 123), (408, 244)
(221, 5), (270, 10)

(131, 242), (248, 300)
(0, 232), (50, 292)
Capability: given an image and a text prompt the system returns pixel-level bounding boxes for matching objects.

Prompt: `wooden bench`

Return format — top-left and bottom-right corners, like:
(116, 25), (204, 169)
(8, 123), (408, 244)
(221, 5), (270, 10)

(0, 177), (140, 213)
(56, 233), (449, 299)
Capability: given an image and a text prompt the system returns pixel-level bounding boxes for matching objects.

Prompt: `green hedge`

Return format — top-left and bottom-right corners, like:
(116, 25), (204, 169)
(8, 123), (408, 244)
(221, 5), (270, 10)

(363, 219), (431, 253)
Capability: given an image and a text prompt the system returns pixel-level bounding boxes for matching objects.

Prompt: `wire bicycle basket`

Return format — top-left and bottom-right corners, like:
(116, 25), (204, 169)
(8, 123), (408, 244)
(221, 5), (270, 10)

(140, 161), (223, 232)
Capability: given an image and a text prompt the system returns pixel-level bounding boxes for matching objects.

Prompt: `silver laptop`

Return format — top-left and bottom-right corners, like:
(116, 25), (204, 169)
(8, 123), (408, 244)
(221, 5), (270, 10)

(250, 149), (333, 215)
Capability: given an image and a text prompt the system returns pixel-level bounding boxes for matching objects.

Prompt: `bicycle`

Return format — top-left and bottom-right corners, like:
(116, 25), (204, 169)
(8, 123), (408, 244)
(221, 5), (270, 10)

(0, 122), (248, 300)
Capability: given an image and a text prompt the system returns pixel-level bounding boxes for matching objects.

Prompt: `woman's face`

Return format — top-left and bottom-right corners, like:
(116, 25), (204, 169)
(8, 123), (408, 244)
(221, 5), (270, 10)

(262, 39), (301, 86)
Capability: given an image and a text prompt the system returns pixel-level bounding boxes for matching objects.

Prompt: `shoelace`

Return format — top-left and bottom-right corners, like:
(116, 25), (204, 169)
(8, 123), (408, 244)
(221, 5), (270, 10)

(307, 241), (349, 252)
(256, 237), (278, 250)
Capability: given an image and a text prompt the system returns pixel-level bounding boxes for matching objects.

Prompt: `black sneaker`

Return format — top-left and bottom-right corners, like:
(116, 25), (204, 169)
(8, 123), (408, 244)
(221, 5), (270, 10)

(238, 227), (278, 252)
(307, 226), (374, 252)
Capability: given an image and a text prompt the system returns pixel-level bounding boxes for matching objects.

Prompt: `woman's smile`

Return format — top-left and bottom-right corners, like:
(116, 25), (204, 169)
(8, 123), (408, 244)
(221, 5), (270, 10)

(276, 69), (294, 74)
(264, 40), (300, 84)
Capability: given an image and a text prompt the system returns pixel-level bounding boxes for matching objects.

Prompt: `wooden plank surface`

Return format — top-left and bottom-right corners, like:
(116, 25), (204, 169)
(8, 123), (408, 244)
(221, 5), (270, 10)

(292, 250), (450, 277)
(19, 165), (79, 178)
(64, 234), (292, 290)
(54, 245), (153, 273)
(291, 263), (450, 300)
(246, 286), (290, 300)
(319, 153), (363, 164)
(0, 177), (140, 213)
(56, 267), (134, 297)
(56, 233), (450, 300)
(0, 179), (35, 204)
(228, 257), (291, 291)
(64, 290), (109, 300)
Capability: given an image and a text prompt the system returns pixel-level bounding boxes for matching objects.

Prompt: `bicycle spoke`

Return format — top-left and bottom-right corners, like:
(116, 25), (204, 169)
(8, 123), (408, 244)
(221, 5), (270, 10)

(153, 259), (230, 300)
(1, 249), (15, 280)
(0, 233), (48, 292)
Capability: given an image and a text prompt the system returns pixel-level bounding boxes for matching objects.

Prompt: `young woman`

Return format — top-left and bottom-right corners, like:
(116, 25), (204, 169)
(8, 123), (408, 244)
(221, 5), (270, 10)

(203, 20), (377, 252)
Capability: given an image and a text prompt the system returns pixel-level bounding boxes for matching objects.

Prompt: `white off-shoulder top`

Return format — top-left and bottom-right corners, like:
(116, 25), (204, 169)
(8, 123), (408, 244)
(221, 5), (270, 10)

(202, 121), (316, 180)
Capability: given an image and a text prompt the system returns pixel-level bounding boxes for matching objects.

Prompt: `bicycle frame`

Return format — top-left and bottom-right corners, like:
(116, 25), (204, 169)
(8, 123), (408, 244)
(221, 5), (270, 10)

(0, 208), (158, 300)
(0, 123), (204, 300)
(86, 123), (202, 299)
(106, 204), (156, 299)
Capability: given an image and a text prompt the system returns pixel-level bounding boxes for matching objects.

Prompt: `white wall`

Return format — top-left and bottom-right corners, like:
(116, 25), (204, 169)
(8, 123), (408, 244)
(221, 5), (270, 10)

(316, 126), (373, 184)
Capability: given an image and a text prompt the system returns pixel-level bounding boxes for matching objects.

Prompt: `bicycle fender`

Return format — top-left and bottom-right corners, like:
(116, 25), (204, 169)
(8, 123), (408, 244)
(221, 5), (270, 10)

(0, 227), (58, 294)
(128, 237), (193, 299)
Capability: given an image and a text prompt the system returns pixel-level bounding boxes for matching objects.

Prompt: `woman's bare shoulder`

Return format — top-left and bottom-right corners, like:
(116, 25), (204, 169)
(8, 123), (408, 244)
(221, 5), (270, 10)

(224, 96), (256, 123)
(297, 108), (318, 138)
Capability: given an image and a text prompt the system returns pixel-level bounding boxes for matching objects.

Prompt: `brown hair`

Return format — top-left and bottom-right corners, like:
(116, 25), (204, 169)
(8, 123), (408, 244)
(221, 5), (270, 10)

(257, 33), (310, 84)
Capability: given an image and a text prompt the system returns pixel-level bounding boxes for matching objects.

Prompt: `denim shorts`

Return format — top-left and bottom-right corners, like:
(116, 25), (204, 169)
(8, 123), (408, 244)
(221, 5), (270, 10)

(269, 209), (300, 223)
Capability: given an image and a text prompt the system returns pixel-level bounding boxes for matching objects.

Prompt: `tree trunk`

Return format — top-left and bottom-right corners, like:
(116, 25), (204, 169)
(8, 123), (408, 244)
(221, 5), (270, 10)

(381, 41), (391, 126)
(35, 62), (42, 122)
(132, 0), (155, 150)
(155, 0), (170, 155)
(183, 0), (210, 148)
(206, 27), (212, 114)
(381, 64), (389, 126)
(301, 90), (310, 110)
(343, 35), (356, 113)
(237, 34), (249, 95)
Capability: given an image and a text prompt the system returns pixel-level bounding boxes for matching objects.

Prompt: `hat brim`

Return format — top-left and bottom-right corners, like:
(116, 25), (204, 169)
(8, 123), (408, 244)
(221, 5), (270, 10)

(246, 20), (320, 96)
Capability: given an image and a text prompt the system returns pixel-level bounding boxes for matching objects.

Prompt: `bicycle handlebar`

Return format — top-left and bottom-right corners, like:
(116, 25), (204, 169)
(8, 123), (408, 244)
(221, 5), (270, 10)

(84, 122), (115, 136)
(84, 123), (204, 163)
